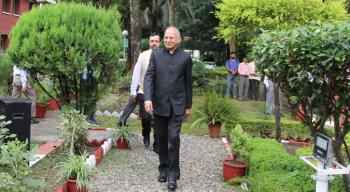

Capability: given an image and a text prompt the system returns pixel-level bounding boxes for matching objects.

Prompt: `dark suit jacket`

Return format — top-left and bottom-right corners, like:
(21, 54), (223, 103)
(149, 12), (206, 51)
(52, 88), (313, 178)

(144, 48), (193, 117)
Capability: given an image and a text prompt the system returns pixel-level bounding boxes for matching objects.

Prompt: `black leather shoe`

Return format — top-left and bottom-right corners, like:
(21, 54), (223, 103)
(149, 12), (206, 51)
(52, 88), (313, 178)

(143, 138), (150, 148)
(153, 143), (159, 154)
(167, 177), (177, 191)
(31, 118), (39, 124)
(158, 172), (167, 182)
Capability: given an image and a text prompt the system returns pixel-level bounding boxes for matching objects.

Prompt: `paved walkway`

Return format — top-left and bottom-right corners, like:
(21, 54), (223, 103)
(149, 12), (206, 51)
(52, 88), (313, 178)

(31, 110), (62, 143)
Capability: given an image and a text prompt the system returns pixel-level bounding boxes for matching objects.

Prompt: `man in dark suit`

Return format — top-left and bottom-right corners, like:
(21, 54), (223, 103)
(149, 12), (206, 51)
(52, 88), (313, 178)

(144, 26), (193, 191)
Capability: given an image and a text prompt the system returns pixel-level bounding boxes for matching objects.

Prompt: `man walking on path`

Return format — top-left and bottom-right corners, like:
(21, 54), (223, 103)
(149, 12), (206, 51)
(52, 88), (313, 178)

(118, 32), (160, 151)
(238, 57), (251, 100)
(225, 52), (240, 99)
(144, 26), (193, 191)
(12, 65), (39, 124)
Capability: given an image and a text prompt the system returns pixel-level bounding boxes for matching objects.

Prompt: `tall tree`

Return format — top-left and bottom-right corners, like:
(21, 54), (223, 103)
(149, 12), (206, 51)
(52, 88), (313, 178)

(215, 0), (348, 47)
(129, 0), (142, 67)
(253, 21), (350, 191)
(168, 0), (176, 25)
(215, 0), (348, 140)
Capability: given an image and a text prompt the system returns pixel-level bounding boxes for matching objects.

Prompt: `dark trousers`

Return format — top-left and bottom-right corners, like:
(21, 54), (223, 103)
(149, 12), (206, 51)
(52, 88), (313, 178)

(249, 79), (260, 100)
(138, 94), (153, 141)
(155, 108), (183, 178)
(119, 94), (155, 144)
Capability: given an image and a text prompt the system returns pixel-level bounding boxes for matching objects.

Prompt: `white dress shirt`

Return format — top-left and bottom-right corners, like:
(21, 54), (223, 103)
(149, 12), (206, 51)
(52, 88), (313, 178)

(13, 65), (28, 85)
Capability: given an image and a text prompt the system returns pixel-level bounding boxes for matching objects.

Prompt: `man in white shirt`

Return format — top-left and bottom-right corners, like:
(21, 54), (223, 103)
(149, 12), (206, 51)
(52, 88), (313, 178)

(248, 60), (261, 100)
(12, 65), (39, 124)
(118, 32), (160, 151)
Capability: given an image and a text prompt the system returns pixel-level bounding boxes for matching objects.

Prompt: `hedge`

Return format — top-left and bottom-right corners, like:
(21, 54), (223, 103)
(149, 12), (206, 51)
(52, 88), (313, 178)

(232, 138), (344, 191)
(224, 118), (311, 140)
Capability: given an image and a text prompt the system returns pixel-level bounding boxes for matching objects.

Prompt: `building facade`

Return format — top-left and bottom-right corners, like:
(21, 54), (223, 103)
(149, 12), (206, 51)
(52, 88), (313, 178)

(0, 0), (36, 51)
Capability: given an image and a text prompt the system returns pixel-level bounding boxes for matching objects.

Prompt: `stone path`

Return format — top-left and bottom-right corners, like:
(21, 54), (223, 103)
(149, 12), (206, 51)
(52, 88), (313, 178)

(92, 134), (232, 192)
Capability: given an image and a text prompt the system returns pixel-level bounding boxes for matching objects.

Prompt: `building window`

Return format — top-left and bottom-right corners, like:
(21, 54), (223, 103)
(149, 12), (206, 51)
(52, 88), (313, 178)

(13, 0), (20, 15)
(1, 34), (8, 51)
(2, 0), (11, 13)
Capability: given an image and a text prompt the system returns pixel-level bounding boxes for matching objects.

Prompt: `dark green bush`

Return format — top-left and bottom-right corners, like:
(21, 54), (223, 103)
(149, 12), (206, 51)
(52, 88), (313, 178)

(236, 138), (344, 192)
(238, 138), (312, 191)
(225, 118), (311, 140)
(192, 60), (210, 90)
(8, 3), (122, 112)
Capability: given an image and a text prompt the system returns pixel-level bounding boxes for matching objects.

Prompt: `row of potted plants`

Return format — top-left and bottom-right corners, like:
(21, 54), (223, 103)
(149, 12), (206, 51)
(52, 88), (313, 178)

(56, 107), (136, 192)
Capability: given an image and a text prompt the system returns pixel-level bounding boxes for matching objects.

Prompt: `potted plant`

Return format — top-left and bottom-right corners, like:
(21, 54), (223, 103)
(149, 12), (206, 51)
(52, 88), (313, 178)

(36, 92), (49, 118)
(191, 91), (237, 138)
(223, 124), (249, 182)
(48, 97), (61, 110)
(113, 125), (135, 149)
(60, 108), (88, 155)
(56, 153), (94, 192)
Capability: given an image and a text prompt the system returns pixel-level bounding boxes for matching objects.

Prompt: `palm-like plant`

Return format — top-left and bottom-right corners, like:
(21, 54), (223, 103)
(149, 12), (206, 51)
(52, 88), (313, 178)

(60, 108), (88, 155)
(56, 153), (94, 191)
(191, 91), (237, 128)
(113, 125), (136, 142)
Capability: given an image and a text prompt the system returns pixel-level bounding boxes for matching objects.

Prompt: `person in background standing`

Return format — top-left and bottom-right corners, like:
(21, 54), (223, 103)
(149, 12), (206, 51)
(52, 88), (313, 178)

(12, 65), (39, 124)
(248, 60), (260, 100)
(225, 52), (240, 99)
(238, 57), (251, 101)
(264, 76), (274, 114)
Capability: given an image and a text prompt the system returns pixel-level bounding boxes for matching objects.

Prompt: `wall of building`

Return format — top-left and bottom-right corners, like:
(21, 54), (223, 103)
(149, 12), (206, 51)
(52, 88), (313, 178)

(0, 0), (30, 50)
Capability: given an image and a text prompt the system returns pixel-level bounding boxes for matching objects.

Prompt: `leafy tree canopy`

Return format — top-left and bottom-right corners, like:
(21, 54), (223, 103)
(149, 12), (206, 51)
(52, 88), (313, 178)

(215, 0), (348, 46)
(7, 3), (122, 110)
(252, 22), (350, 181)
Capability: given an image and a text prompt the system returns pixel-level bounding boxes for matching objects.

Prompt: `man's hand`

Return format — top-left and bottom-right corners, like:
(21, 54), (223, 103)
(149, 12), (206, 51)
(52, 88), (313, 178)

(144, 101), (153, 115)
(185, 108), (191, 120)
(21, 85), (27, 92)
(130, 95), (137, 103)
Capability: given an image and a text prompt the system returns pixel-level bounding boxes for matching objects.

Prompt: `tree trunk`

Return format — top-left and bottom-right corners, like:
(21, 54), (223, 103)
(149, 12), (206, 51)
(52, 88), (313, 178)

(274, 85), (281, 140)
(229, 38), (236, 53)
(129, 0), (141, 67)
(333, 114), (350, 191)
(168, 0), (176, 26)
(150, 0), (159, 30)
(346, 0), (350, 13)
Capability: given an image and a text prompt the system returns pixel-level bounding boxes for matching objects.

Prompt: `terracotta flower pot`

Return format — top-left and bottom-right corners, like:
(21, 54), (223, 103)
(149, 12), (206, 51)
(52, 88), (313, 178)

(94, 138), (107, 146)
(116, 138), (129, 149)
(48, 98), (60, 110)
(84, 139), (96, 147)
(222, 159), (248, 182)
(208, 123), (221, 138)
(36, 103), (48, 118)
(93, 147), (103, 165)
(67, 178), (87, 192)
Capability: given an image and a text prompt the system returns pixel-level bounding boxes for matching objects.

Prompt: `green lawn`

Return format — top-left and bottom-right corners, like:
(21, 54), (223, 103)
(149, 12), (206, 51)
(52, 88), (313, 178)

(95, 93), (299, 137)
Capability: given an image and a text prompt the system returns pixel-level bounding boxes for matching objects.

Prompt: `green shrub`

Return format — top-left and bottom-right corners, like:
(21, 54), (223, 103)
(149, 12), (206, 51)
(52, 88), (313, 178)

(0, 52), (12, 96)
(0, 140), (45, 191)
(225, 118), (311, 140)
(239, 138), (314, 191)
(8, 3), (122, 112)
(192, 60), (210, 90)
(60, 108), (88, 155)
(230, 124), (250, 161)
(234, 138), (344, 192)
